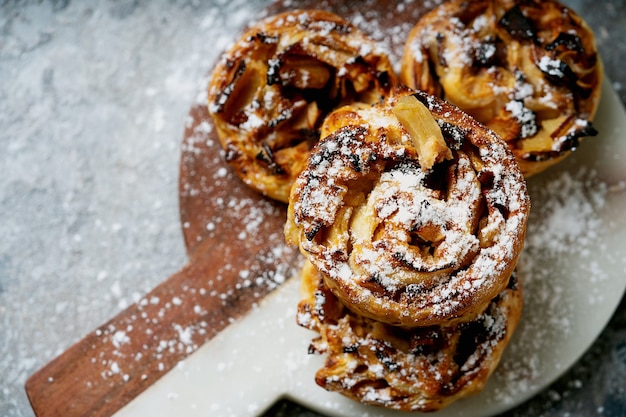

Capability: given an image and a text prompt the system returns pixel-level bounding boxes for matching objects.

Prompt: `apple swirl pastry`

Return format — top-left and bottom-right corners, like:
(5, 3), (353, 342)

(401, 0), (602, 176)
(207, 10), (396, 202)
(285, 88), (530, 327)
(297, 260), (523, 412)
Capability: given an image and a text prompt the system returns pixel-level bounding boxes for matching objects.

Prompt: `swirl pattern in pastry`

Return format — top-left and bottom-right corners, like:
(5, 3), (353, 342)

(400, 0), (602, 176)
(296, 260), (523, 412)
(285, 88), (530, 327)
(207, 10), (396, 202)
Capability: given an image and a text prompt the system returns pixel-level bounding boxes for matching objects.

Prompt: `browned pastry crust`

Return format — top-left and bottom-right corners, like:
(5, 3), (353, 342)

(207, 10), (396, 202)
(401, 0), (602, 177)
(297, 260), (523, 412)
(285, 87), (530, 327)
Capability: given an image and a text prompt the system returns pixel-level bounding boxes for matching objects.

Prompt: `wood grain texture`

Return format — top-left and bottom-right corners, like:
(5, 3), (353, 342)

(24, 1), (438, 415)
(25, 100), (300, 417)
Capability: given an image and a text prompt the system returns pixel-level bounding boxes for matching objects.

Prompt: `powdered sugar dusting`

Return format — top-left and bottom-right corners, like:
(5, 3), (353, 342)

(488, 167), (623, 404)
(291, 94), (529, 326)
(4, 2), (623, 416)
(298, 258), (521, 411)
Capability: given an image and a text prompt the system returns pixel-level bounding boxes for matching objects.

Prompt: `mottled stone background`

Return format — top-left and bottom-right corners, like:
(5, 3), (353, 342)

(1, 1), (624, 417)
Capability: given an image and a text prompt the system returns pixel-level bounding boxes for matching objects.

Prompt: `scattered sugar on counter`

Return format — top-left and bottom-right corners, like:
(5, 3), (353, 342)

(490, 167), (620, 403)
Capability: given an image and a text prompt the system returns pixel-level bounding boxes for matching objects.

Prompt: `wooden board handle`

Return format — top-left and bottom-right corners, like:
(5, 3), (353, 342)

(25, 235), (300, 417)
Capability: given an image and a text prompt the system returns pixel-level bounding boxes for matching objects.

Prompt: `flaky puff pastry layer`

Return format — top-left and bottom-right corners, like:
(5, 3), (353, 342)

(285, 88), (529, 327)
(207, 10), (396, 202)
(401, 0), (602, 177)
(297, 260), (523, 412)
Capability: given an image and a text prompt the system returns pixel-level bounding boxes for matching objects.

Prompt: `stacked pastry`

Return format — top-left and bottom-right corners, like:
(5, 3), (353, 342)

(206, 0), (602, 411)
(285, 88), (530, 411)
(296, 260), (522, 411)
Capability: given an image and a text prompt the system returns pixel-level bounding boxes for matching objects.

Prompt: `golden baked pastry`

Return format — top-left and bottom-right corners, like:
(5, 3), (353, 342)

(207, 10), (396, 202)
(401, 0), (602, 176)
(297, 260), (523, 412)
(285, 88), (530, 327)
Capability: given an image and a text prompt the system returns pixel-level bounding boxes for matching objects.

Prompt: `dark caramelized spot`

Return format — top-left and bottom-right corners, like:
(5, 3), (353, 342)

(423, 159), (452, 193)
(377, 70), (391, 89)
(387, 159), (421, 175)
(375, 349), (400, 371)
(482, 167), (510, 217)
(268, 107), (294, 128)
(507, 270), (519, 290)
(254, 32), (279, 44)
(256, 142), (286, 175)
(353, 364), (369, 374)
(266, 58), (281, 85)
(333, 23), (353, 35)
(348, 153), (363, 172)
(552, 119), (598, 153)
(212, 60), (246, 113)
(521, 151), (552, 162)
(412, 90), (443, 112)
(318, 288), (345, 325)
(352, 378), (390, 391)
(437, 120), (466, 150)
(365, 272), (384, 289)
(473, 37), (498, 67)
(493, 203), (510, 220)
(523, 117), (597, 161)
(343, 344), (359, 353)
(224, 143), (242, 162)
(453, 320), (484, 369)
(539, 58), (580, 88)
(413, 237), (436, 256)
(350, 54), (369, 67)
(472, 35), (508, 69)
(545, 32), (583, 53)
(477, 169), (495, 188)
(435, 32), (447, 67)
(426, 54), (444, 96)
(409, 327), (443, 355)
(304, 222), (323, 242)
(508, 98), (538, 139)
(499, 5), (536, 41)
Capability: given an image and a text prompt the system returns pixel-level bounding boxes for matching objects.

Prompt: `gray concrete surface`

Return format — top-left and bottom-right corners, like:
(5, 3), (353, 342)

(1, 1), (624, 417)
